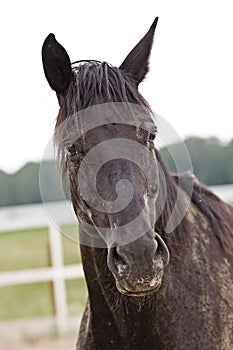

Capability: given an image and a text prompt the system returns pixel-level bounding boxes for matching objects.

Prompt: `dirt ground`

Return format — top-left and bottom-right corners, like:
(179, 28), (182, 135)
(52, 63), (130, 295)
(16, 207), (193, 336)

(2, 336), (76, 350)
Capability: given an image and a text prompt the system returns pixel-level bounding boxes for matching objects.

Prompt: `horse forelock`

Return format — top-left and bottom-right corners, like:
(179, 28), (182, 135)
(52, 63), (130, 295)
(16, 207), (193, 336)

(54, 61), (152, 177)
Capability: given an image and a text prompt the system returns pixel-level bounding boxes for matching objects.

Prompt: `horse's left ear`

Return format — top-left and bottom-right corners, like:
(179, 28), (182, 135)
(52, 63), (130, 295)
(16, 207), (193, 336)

(42, 33), (72, 95)
(119, 17), (158, 84)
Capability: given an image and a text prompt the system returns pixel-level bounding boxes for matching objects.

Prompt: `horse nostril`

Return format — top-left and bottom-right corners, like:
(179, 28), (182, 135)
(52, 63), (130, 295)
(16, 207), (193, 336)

(154, 233), (170, 266)
(115, 248), (128, 276)
(108, 247), (128, 277)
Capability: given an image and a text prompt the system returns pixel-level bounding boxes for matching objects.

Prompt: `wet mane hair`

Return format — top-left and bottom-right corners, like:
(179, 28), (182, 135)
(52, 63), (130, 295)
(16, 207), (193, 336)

(189, 181), (233, 255)
(55, 61), (150, 124)
(171, 163), (233, 255)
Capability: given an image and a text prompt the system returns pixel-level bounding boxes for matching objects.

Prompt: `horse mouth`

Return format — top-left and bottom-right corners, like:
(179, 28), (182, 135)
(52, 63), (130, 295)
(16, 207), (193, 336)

(116, 280), (162, 297)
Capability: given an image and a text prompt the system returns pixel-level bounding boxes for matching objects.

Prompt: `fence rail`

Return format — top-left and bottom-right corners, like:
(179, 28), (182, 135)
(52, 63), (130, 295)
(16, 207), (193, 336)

(0, 264), (83, 286)
(0, 201), (84, 334)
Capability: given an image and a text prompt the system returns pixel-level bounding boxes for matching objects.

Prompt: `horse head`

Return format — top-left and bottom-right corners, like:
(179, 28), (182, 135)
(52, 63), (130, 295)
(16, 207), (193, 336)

(42, 17), (170, 297)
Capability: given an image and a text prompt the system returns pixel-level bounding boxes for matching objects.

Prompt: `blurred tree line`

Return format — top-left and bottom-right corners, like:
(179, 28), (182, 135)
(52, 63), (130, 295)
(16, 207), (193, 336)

(0, 137), (232, 207)
(0, 161), (65, 207)
(161, 136), (233, 185)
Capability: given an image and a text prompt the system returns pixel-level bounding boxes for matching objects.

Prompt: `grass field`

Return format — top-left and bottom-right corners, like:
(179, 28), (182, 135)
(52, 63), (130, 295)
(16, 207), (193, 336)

(0, 226), (87, 320)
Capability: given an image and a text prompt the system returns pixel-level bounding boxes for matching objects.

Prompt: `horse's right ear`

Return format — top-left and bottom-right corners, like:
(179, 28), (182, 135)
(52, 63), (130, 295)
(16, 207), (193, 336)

(42, 34), (72, 95)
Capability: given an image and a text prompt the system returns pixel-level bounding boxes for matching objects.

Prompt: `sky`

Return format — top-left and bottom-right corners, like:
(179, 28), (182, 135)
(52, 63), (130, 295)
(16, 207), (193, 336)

(1, 0), (233, 173)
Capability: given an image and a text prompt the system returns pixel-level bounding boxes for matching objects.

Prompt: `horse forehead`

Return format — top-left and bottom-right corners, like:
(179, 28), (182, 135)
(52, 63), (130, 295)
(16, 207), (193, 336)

(85, 124), (139, 140)
(97, 158), (145, 180)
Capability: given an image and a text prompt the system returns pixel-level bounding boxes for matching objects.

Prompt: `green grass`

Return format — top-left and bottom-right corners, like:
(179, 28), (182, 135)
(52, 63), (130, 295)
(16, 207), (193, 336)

(0, 282), (54, 320)
(61, 225), (82, 265)
(0, 225), (81, 272)
(0, 227), (49, 271)
(66, 279), (88, 315)
(0, 226), (87, 320)
(0, 279), (88, 320)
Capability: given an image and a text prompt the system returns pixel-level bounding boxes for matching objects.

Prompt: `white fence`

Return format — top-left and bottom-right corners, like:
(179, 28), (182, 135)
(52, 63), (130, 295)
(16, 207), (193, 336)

(0, 201), (84, 335)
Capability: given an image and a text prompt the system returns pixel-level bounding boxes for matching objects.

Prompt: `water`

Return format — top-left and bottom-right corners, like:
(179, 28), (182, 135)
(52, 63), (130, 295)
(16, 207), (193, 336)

(209, 184), (233, 203)
(0, 201), (77, 233)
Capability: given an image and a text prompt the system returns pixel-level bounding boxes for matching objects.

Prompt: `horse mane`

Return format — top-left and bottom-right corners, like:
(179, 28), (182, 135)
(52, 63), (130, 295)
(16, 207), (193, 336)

(156, 152), (233, 257)
(188, 180), (233, 255)
(154, 152), (192, 256)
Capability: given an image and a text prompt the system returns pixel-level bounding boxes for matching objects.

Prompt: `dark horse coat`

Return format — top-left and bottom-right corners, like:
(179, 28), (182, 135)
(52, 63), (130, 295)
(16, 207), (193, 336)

(42, 17), (233, 350)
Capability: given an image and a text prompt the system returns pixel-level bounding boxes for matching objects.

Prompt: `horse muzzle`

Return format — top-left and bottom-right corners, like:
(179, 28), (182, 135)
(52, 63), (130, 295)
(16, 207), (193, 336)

(107, 231), (170, 297)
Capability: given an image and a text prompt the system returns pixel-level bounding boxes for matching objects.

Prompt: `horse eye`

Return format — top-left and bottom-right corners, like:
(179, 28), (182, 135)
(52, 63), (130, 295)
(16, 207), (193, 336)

(64, 142), (78, 160)
(149, 132), (156, 142)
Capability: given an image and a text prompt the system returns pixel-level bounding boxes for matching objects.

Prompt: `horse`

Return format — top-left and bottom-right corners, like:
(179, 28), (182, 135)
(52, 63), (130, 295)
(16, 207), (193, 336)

(42, 17), (233, 350)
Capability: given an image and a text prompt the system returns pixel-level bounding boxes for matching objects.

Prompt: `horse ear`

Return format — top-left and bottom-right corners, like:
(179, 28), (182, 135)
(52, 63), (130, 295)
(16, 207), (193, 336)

(42, 34), (72, 95)
(119, 17), (158, 84)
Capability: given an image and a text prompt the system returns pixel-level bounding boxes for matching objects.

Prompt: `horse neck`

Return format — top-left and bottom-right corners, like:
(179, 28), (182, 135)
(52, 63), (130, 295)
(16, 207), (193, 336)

(79, 242), (163, 345)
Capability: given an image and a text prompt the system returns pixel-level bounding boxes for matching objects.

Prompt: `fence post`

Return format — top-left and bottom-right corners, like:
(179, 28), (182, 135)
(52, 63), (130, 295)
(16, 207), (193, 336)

(48, 223), (68, 334)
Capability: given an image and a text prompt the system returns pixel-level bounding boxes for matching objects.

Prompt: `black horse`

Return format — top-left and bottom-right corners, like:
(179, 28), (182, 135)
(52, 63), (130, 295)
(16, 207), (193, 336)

(42, 18), (233, 350)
